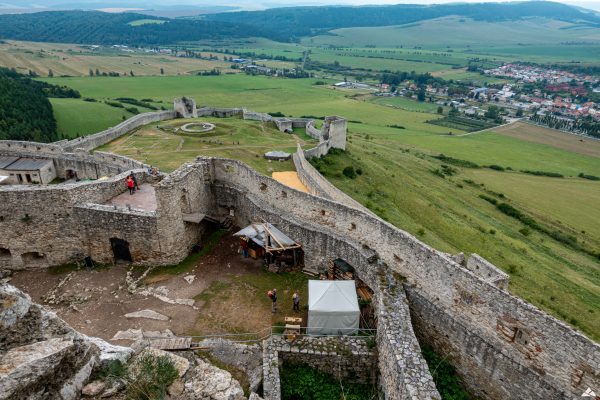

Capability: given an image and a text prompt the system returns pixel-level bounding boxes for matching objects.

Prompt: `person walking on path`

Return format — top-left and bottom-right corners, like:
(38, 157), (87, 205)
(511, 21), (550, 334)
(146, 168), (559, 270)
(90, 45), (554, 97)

(126, 176), (135, 195)
(270, 288), (277, 313)
(292, 292), (300, 312)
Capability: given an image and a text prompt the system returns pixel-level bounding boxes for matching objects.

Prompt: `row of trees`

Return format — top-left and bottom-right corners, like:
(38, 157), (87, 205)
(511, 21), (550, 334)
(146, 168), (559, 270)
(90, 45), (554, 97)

(530, 113), (600, 138)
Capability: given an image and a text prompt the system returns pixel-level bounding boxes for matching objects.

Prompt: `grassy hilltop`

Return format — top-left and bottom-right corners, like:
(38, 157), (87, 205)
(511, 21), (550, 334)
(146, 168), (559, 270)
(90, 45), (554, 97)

(42, 74), (600, 340)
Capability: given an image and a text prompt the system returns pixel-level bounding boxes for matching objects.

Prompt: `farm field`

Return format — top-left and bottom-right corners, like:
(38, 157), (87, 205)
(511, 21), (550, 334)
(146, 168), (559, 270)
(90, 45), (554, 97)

(0, 40), (234, 77)
(493, 121), (600, 159)
(369, 95), (443, 113)
(43, 74), (600, 340)
(98, 117), (316, 174)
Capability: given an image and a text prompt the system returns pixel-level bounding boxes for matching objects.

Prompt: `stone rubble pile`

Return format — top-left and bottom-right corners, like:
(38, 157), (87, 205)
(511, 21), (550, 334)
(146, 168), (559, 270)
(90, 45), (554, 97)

(0, 283), (108, 400)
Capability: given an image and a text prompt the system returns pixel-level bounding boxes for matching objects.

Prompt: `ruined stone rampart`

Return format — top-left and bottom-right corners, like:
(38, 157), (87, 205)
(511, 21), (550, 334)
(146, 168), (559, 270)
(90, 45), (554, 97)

(272, 335), (377, 383)
(0, 97), (597, 399)
(292, 144), (371, 214)
(305, 121), (321, 139)
(0, 170), (155, 269)
(465, 253), (510, 290)
(0, 141), (64, 155)
(206, 157), (599, 400)
(152, 161), (215, 265)
(197, 107), (244, 118)
(61, 110), (176, 152)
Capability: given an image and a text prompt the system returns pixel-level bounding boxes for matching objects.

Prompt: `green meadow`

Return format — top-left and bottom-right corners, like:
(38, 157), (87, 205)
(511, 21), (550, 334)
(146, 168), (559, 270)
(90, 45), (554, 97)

(50, 98), (139, 139)
(43, 74), (600, 340)
(98, 117), (316, 174)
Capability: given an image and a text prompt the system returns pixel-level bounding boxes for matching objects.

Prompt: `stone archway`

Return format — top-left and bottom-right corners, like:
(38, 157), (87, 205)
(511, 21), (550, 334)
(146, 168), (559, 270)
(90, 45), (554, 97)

(110, 238), (132, 262)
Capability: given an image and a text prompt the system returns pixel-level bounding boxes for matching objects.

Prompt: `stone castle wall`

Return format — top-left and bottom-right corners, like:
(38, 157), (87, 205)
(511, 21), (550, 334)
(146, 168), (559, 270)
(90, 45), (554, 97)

(205, 157), (599, 400)
(0, 170), (156, 269)
(292, 144), (372, 214)
(61, 110), (177, 152)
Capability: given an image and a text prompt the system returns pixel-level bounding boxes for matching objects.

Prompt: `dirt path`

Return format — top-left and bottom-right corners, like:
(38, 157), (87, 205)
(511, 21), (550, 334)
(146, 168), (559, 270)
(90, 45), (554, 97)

(448, 119), (522, 137)
(291, 133), (306, 146)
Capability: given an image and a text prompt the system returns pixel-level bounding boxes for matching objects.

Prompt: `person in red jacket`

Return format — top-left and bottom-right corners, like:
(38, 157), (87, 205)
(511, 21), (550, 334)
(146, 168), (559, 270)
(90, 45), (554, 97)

(126, 176), (135, 195)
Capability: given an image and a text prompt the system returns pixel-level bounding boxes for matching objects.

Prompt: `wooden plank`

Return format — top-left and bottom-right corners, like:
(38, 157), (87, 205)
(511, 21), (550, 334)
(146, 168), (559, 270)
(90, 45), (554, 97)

(182, 213), (206, 223)
(147, 337), (192, 350)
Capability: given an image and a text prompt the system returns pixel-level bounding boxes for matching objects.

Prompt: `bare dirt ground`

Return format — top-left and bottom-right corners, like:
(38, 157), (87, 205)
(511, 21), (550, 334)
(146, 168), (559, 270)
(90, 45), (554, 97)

(272, 171), (309, 193)
(8, 234), (306, 345)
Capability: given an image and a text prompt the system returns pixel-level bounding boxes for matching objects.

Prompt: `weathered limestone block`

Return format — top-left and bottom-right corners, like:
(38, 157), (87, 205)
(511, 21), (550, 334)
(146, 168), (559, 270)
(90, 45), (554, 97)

(85, 336), (134, 365)
(1, 283), (74, 351)
(196, 338), (263, 392)
(124, 309), (169, 321)
(182, 357), (245, 400)
(81, 380), (106, 396)
(0, 337), (98, 400)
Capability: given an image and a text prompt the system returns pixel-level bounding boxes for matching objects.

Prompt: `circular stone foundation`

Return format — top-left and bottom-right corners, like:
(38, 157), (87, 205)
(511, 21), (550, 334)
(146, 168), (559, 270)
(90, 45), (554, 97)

(180, 122), (216, 133)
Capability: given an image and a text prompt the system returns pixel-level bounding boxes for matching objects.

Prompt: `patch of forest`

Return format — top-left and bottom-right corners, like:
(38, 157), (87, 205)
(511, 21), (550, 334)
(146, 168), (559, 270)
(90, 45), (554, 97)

(0, 11), (268, 45)
(0, 68), (80, 142)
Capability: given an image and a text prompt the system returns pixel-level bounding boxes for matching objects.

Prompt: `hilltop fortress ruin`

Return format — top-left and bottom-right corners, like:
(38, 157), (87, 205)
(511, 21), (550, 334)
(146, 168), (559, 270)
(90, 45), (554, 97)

(0, 98), (598, 399)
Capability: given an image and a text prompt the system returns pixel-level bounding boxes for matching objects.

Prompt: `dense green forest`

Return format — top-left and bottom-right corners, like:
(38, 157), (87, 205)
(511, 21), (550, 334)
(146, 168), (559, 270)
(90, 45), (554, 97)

(0, 2), (598, 45)
(0, 68), (80, 142)
(0, 11), (266, 45)
(205, 1), (600, 41)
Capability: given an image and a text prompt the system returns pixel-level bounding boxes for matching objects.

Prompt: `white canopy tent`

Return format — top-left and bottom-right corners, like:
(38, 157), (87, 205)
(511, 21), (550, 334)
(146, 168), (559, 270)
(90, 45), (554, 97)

(307, 280), (360, 335)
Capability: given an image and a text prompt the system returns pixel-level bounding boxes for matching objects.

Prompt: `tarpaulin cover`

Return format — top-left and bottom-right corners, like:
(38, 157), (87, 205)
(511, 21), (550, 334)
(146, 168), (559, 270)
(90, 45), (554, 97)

(307, 280), (360, 335)
(233, 223), (297, 249)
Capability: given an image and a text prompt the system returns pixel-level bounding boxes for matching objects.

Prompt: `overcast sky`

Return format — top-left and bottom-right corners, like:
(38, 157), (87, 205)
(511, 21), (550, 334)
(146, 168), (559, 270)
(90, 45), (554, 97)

(2, 0), (600, 12)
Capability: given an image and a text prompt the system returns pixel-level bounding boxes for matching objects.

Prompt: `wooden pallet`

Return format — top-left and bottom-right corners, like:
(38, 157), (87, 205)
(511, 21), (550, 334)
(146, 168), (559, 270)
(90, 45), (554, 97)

(147, 337), (192, 350)
(285, 316), (302, 324)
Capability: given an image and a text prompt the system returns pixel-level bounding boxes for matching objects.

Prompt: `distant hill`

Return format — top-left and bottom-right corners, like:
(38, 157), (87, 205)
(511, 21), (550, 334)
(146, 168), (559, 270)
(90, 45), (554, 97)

(0, 11), (265, 45)
(0, 2), (598, 45)
(205, 1), (600, 41)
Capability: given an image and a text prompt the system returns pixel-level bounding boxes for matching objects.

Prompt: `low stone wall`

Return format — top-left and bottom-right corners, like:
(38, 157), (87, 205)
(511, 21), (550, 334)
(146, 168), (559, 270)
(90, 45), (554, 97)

(274, 335), (377, 384)
(0, 141), (64, 156)
(197, 107), (244, 118)
(306, 121), (321, 140)
(243, 110), (274, 122)
(61, 110), (176, 152)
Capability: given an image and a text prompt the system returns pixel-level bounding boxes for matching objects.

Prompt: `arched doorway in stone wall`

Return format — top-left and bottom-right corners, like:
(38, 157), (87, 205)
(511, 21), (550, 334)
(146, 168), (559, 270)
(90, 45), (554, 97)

(0, 247), (10, 259)
(110, 238), (132, 263)
(327, 258), (376, 329)
(0, 247), (11, 266)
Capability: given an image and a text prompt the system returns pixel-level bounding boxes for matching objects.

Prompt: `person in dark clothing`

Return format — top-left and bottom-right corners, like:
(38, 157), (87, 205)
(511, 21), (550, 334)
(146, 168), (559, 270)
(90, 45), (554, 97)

(270, 288), (277, 313)
(292, 292), (300, 312)
(129, 172), (139, 191)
